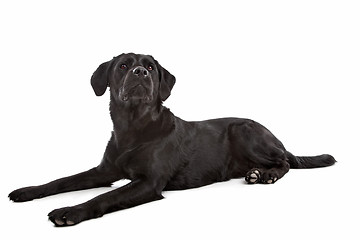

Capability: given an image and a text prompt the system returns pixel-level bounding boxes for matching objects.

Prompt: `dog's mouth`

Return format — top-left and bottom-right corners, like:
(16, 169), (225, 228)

(121, 85), (153, 103)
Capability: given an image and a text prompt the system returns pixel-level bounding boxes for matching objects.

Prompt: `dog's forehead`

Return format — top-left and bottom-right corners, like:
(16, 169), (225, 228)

(116, 53), (154, 63)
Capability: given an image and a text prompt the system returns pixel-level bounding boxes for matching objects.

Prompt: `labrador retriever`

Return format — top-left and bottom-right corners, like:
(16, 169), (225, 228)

(9, 53), (336, 226)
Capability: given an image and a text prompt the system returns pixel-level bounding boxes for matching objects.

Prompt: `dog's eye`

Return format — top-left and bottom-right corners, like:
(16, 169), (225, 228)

(120, 64), (127, 70)
(147, 65), (153, 71)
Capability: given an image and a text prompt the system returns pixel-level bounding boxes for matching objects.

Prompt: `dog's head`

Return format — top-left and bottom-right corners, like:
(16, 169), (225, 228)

(91, 53), (176, 105)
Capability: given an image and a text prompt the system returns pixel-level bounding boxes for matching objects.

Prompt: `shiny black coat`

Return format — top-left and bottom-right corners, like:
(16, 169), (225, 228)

(9, 53), (335, 226)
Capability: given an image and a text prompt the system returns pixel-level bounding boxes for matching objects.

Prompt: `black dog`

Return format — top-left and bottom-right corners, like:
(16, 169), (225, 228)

(9, 53), (336, 226)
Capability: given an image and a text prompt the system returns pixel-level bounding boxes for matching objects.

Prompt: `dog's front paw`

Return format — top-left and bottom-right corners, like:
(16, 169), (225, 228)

(48, 204), (102, 227)
(48, 207), (83, 227)
(9, 186), (43, 202)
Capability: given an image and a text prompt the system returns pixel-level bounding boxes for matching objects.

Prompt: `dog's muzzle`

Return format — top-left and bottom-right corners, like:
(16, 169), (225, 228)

(120, 66), (154, 103)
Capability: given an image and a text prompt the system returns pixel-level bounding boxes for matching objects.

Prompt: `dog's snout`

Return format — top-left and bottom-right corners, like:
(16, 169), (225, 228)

(132, 66), (149, 77)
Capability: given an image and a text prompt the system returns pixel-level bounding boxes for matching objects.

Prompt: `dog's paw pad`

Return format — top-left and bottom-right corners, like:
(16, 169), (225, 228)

(265, 177), (278, 184)
(249, 178), (257, 183)
(54, 219), (65, 226)
(245, 169), (261, 184)
(66, 220), (75, 226)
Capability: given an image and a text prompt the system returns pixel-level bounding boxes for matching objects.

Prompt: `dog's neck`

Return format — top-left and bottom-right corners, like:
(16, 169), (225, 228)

(109, 95), (174, 147)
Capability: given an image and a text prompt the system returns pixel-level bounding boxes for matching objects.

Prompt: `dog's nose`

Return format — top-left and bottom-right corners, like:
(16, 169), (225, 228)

(132, 66), (149, 77)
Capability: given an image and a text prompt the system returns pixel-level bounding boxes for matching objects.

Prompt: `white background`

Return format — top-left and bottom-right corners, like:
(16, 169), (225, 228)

(1, 0), (359, 239)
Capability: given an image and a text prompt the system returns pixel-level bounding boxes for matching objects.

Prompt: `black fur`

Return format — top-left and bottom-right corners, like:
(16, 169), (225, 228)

(9, 53), (336, 226)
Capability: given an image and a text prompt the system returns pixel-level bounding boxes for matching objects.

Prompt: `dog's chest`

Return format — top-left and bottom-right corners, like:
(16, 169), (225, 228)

(115, 144), (162, 180)
(116, 138), (180, 182)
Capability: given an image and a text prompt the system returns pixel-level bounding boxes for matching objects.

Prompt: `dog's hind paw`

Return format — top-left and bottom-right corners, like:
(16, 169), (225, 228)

(245, 168), (280, 184)
(245, 169), (261, 184)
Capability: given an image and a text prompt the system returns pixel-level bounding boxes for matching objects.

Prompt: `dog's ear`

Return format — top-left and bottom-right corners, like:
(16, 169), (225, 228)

(91, 60), (111, 96)
(155, 60), (176, 101)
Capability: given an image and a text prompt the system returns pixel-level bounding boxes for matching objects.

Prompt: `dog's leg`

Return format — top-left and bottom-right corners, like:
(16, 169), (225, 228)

(9, 167), (119, 202)
(48, 179), (165, 226)
(229, 120), (291, 184)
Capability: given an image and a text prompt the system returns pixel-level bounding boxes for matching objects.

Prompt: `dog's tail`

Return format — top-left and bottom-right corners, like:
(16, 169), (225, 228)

(286, 151), (336, 169)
